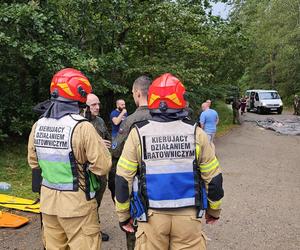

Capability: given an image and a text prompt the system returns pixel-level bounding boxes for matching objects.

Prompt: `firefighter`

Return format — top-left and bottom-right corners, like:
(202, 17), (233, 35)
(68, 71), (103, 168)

(115, 73), (224, 249)
(28, 68), (111, 250)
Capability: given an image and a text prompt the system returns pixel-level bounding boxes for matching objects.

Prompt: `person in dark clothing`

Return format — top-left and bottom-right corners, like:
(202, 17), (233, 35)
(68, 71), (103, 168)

(294, 94), (299, 115)
(111, 75), (152, 250)
(250, 93), (255, 110)
(240, 96), (247, 115)
(85, 93), (111, 242)
(232, 98), (241, 124)
(110, 99), (127, 139)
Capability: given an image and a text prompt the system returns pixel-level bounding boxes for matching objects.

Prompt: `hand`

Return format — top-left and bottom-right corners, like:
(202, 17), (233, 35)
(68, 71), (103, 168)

(121, 218), (135, 233)
(103, 139), (111, 149)
(121, 108), (127, 114)
(205, 213), (219, 225)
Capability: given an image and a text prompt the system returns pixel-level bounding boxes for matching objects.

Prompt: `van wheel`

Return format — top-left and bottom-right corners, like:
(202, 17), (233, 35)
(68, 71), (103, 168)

(257, 107), (261, 114)
(247, 108), (250, 112)
(277, 108), (282, 114)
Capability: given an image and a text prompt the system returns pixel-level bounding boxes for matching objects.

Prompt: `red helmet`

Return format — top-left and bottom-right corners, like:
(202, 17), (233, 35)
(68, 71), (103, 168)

(50, 68), (92, 103)
(148, 73), (186, 111)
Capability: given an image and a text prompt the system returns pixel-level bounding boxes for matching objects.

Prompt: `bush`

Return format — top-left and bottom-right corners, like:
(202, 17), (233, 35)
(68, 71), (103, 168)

(214, 101), (233, 135)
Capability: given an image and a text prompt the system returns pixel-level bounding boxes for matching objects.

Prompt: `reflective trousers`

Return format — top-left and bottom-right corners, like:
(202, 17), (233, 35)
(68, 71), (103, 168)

(135, 211), (207, 250)
(42, 209), (101, 250)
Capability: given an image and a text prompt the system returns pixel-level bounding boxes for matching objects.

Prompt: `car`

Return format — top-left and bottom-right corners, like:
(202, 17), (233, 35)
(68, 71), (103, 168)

(245, 89), (283, 114)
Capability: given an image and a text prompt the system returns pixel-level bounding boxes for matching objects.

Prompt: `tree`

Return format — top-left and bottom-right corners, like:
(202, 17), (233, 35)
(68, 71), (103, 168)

(231, 0), (300, 101)
(0, 0), (246, 139)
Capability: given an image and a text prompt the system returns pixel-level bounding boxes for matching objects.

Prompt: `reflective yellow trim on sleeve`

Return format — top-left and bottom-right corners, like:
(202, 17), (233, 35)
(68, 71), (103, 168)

(117, 156), (138, 171)
(196, 144), (201, 161)
(200, 157), (219, 173)
(209, 199), (222, 209)
(115, 199), (130, 211)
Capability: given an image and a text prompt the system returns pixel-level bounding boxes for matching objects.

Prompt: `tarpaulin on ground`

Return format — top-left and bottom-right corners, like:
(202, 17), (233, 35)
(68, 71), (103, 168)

(256, 117), (300, 135)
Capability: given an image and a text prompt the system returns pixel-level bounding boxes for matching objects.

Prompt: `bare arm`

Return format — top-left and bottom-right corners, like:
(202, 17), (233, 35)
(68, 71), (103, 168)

(112, 109), (127, 125)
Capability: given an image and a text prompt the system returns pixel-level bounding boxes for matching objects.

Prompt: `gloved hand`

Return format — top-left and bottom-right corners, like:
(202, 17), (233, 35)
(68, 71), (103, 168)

(205, 213), (219, 224)
(120, 218), (135, 233)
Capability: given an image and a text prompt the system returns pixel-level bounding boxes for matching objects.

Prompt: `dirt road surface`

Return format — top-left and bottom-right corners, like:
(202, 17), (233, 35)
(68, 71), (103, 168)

(1, 111), (299, 250)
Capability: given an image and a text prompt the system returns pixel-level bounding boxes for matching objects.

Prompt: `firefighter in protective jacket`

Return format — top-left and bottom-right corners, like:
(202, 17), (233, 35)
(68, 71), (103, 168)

(28, 68), (111, 250)
(115, 73), (224, 250)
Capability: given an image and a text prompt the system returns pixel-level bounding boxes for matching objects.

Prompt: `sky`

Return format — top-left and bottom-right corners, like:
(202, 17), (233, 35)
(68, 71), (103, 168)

(211, 2), (232, 19)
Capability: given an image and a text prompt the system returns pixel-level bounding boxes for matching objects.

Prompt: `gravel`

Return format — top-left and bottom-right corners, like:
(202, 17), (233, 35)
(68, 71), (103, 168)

(1, 111), (299, 250)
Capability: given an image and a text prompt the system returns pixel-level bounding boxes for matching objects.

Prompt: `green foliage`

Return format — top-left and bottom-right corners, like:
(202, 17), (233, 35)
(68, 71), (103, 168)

(0, 0), (246, 137)
(231, 0), (300, 104)
(214, 101), (233, 134)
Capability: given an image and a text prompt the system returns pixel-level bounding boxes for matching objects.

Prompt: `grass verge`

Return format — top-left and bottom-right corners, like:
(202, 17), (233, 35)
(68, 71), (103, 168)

(0, 139), (38, 200)
(214, 101), (235, 137)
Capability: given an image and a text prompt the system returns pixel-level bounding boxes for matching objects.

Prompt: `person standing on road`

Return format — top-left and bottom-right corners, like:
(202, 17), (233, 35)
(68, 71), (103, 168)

(293, 94), (299, 115)
(250, 92), (255, 110)
(199, 102), (219, 142)
(240, 96), (247, 115)
(115, 73), (224, 250)
(110, 99), (127, 139)
(232, 97), (241, 124)
(112, 75), (152, 250)
(85, 93), (111, 242)
(28, 68), (111, 250)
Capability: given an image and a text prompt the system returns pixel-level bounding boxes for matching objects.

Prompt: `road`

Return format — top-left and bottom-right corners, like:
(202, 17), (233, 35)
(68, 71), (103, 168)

(205, 111), (300, 250)
(1, 111), (300, 250)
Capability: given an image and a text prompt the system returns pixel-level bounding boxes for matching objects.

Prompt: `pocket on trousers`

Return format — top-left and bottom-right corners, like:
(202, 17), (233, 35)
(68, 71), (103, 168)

(200, 232), (207, 249)
(135, 229), (147, 250)
(80, 224), (101, 250)
(190, 216), (202, 222)
(190, 216), (207, 248)
(147, 210), (154, 218)
(82, 224), (101, 236)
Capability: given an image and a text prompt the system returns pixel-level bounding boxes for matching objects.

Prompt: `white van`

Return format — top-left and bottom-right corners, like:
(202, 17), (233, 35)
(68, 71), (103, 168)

(245, 89), (283, 114)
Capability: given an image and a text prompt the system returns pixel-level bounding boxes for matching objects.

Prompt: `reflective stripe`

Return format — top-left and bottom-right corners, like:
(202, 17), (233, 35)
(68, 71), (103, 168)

(200, 157), (219, 173)
(37, 152), (70, 163)
(116, 200), (130, 211)
(149, 197), (195, 208)
(209, 199), (222, 209)
(42, 179), (74, 191)
(196, 144), (201, 160)
(118, 157), (138, 171)
(146, 163), (193, 174)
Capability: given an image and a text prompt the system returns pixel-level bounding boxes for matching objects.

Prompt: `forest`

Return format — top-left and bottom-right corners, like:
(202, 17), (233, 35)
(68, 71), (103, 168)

(0, 0), (299, 140)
